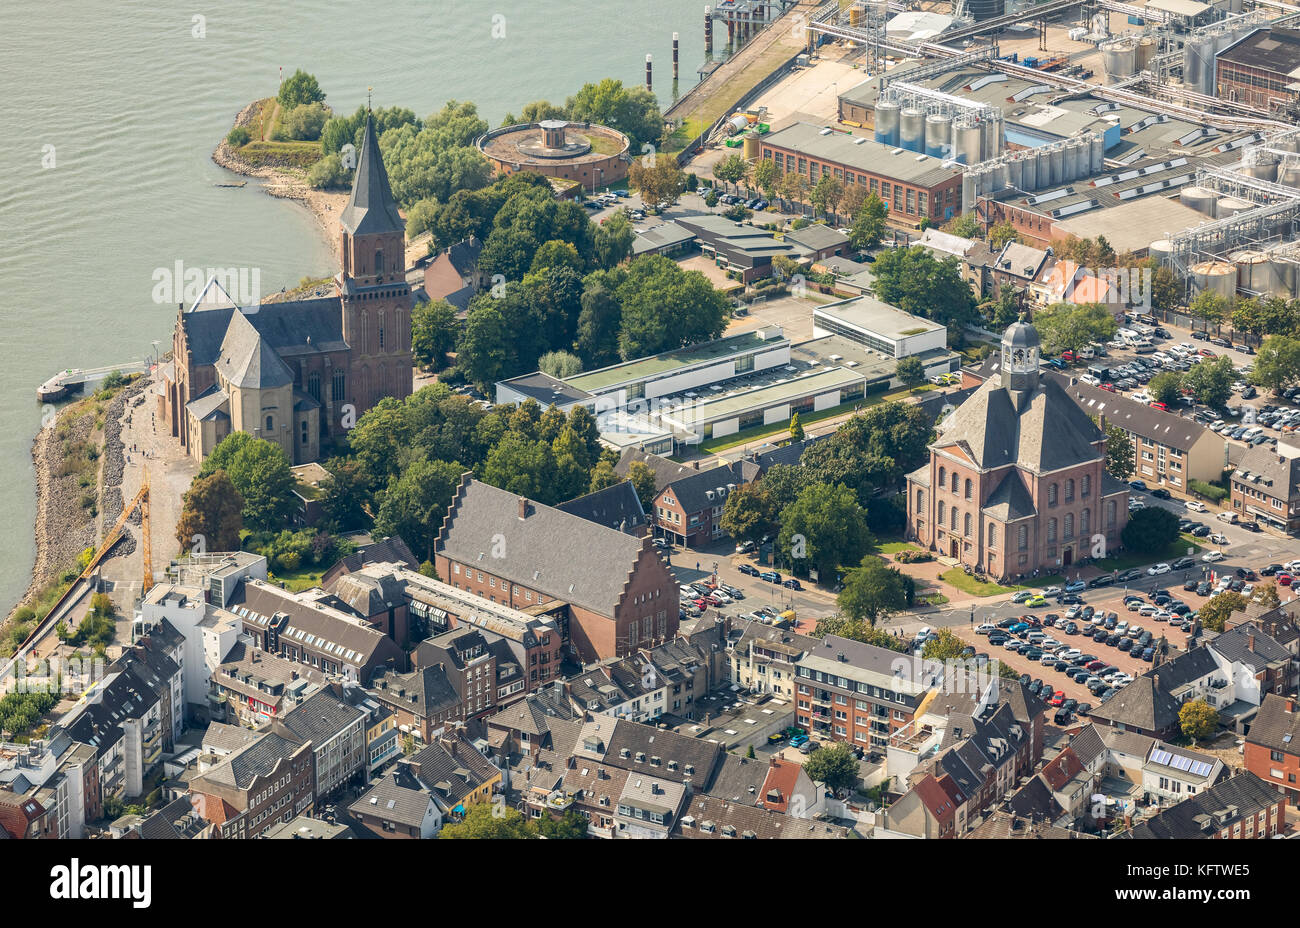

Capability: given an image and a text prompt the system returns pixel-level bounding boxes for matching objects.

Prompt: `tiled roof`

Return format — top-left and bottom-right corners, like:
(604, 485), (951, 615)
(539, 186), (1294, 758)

(349, 770), (435, 828)
(1087, 674), (1181, 735)
(1209, 623), (1292, 672)
(1245, 693), (1300, 755)
(1126, 772), (1283, 839)
(1041, 746), (1085, 792)
(555, 480), (647, 534)
(677, 793), (850, 839)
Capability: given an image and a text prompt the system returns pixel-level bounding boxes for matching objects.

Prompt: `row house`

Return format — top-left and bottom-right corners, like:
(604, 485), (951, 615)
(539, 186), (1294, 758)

(0, 730), (97, 839)
(1230, 441), (1300, 535)
(1126, 771), (1287, 839)
(59, 666), (165, 801)
(367, 665), (463, 747)
(211, 641), (326, 727)
(1244, 693), (1300, 806)
(277, 685), (370, 799)
(650, 461), (754, 547)
(188, 730), (316, 838)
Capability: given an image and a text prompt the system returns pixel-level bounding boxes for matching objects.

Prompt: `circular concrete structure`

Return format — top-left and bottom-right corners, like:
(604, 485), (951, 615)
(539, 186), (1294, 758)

(477, 120), (631, 187)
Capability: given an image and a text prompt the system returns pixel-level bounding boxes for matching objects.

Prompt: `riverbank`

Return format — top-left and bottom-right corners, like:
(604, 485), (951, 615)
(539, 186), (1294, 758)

(212, 100), (348, 255)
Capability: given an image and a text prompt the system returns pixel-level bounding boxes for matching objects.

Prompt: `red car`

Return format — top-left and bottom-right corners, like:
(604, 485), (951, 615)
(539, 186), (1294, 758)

(1149, 401), (1167, 410)
(1279, 574), (1293, 587)
(1086, 660), (1107, 672)
(1199, 348), (1217, 358)
(692, 598), (710, 610)
(1061, 350), (1076, 362)
(1100, 383), (1117, 393)
(1049, 691), (1066, 707)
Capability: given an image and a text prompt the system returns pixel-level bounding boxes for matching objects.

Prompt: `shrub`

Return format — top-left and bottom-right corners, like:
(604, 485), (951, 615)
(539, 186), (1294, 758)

(792, 217), (811, 230)
(307, 152), (350, 190)
(226, 126), (251, 147)
(279, 102), (330, 142)
(1189, 479), (1228, 502)
(894, 549), (933, 564)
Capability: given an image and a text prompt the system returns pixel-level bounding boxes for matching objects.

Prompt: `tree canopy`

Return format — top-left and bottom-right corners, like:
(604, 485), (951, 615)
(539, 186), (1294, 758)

(871, 245), (977, 329)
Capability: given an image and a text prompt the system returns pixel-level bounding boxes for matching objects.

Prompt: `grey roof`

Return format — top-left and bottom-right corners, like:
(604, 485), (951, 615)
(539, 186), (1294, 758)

(443, 235), (483, 275)
(702, 753), (771, 803)
(199, 730), (305, 791)
(1086, 674), (1182, 736)
(585, 718), (723, 786)
(1209, 623), (1292, 672)
(370, 664), (461, 718)
(1218, 26), (1300, 71)
(1245, 693), (1300, 754)
(981, 469), (1037, 522)
(202, 721), (263, 755)
(436, 477), (653, 619)
(277, 686), (367, 746)
(216, 310), (294, 389)
(1145, 646), (1220, 693)
(615, 448), (707, 492)
(1232, 443), (1300, 502)
(185, 384), (229, 422)
(1125, 772), (1282, 839)
(321, 535), (418, 586)
(182, 298), (348, 366)
(658, 461), (752, 515)
(761, 121), (963, 189)
(784, 223), (850, 253)
(496, 370), (594, 407)
(1051, 373), (1215, 452)
(932, 372), (1103, 474)
(340, 112), (405, 237)
(1002, 319), (1040, 349)
(1100, 727), (1157, 759)
(59, 668), (161, 758)
(993, 243), (1051, 280)
(1006, 775), (1065, 822)
(1068, 724), (1107, 769)
(408, 735), (499, 807)
(555, 480), (647, 534)
(349, 771), (435, 827)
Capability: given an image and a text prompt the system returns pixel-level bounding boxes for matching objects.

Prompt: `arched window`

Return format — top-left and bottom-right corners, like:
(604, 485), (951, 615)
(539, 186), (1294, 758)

(1065, 479), (1074, 502)
(965, 478), (973, 500)
(1107, 500), (1117, 528)
(1081, 474), (1091, 498)
(379, 311), (385, 349)
(937, 501), (945, 526)
(1048, 518), (1057, 543)
(1080, 508), (1090, 536)
(987, 524), (996, 547)
(938, 466), (946, 489)
(950, 508), (958, 531)
(375, 249), (384, 276)
(964, 513), (972, 537)
(916, 489), (925, 511)
(1048, 483), (1058, 507)
(308, 372), (321, 402)
(265, 415), (273, 433)
(1018, 525), (1028, 550)
(951, 472), (959, 493)
(1064, 513), (1074, 540)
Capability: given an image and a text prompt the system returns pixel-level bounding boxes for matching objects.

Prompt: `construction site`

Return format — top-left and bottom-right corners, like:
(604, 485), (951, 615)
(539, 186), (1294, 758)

(670, 0), (1300, 301)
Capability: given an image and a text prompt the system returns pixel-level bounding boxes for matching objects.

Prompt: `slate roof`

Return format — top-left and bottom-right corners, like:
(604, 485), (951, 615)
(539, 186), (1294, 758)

(1210, 622), (1292, 672)
(1245, 693), (1300, 754)
(981, 469), (1037, 522)
(1125, 772), (1283, 839)
(198, 730), (305, 791)
(181, 298), (348, 367)
(1232, 443), (1300, 503)
(370, 664), (461, 718)
(1086, 674), (1181, 736)
(932, 369), (1103, 474)
(185, 383), (230, 422)
(58, 668), (161, 758)
(321, 535), (418, 586)
(556, 481), (647, 534)
(436, 477), (652, 619)
(574, 718), (722, 786)
(1050, 373), (1215, 452)
(1006, 775), (1065, 822)
(676, 793), (850, 839)
(202, 721), (263, 755)
(444, 235), (483, 276)
(615, 448), (703, 492)
(1068, 724), (1107, 768)
(658, 462), (752, 514)
(137, 797), (205, 840)
(703, 753), (770, 803)
(277, 686), (367, 746)
(408, 735), (499, 808)
(350, 770), (435, 828)
(1147, 646), (1220, 694)
(340, 113), (405, 237)
(216, 309), (294, 389)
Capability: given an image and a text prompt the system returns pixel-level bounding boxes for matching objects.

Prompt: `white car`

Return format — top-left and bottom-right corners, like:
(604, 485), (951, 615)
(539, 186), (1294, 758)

(1185, 500), (1208, 512)
(1285, 559), (1300, 572)
(1132, 391), (1152, 403)
(1209, 533), (1229, 545)
(1202, 550), (1225, 562)
(1043, 586), (1063, 596)
(975, 623), (997, 635)
(1147, 563), (1172, 575)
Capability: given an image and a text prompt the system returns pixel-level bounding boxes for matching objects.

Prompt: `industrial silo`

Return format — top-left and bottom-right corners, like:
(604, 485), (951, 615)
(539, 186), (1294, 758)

(1279, 159), (1300, 187)
(925, 113), (952, 158)
(742, 131), (760, 160)
(1148, 239), (1175, 267)
(962, 171), (977, 212)
(1006, 156), (1023, 190)
(992, 160), (1009, 191)
(1063, 143), (1080, 182)
(1216, 196), (1253, 219)
(955, 121), (983, 165)
(1269, 247), (1300, 298)
(1183, 39), (1204, 94)
(1232, 250), (1285, 297)
(1102, 41), (1137, 79)
(1136, 38), (1156, 72)
(900, 107), (926, 153)
(1191, 260), (1238, 301)
(874, 100), (901, 148)
(1021, 152), (1038, 191)
(1048, 144), (1065, 187)
(1180, 186), (1219, 217)
(967, 0), (1007, 21)
(982, 117), (1002, 159)
(1243, 157), (1278, 183)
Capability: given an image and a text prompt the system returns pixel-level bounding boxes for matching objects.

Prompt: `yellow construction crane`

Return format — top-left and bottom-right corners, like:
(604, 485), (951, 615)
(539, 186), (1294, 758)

(79, 470), (151, 590)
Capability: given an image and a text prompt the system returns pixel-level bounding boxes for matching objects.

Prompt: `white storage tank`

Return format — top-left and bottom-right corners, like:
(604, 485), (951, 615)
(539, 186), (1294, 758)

(1180, 185), (1218, 217)
(1242, 157), (1278, 183)
(1216, 196), (1253, 219)
(962, 171), (977, 212)
(900, 107), (926, 153)
(1021, 151), (1038, 190)
(1006, 156), (1023, 190)
(925, 113), (952, 158)
(955, 122), (983, 165)
(1102, 41), (1137, 79)
(1091, 134), (1105, 173)
(1279, 159), (1300, 187)
(875, 100), (901, 147)
(992, 161), (1009, 191)
(1048, 145), (1065, 186)
(1232, 249), (1285, 297)
(1063, 143), (1080, 182)
(982, 117), (1000, 160)
(1191, 260), (1238, 302)
(1148, 239), (1174, 267)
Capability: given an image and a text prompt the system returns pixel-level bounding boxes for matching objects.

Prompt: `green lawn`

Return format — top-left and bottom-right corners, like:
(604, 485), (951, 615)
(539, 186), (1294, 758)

(271, 566), (326, 592)
(1095, 534), (1202, 572)
(939, 569), (1066, 597)
(877, 540), (917, 555)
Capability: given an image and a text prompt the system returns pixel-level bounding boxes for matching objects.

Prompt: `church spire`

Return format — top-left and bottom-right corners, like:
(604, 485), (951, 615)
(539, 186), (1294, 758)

(339, 110), (405, 238)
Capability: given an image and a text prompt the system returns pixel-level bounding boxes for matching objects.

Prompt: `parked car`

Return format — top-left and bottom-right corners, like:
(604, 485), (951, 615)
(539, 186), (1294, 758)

(760, 571), (781, 583)
(782, 578), (803, 590)
(738, 563), (760, 577)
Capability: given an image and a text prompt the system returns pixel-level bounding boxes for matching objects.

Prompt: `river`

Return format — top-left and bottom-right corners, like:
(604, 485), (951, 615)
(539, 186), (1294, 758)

(0, 0), (721, 613)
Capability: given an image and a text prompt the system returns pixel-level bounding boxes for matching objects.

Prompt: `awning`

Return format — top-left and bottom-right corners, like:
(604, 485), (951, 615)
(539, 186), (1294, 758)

(452, 804), (465, 815)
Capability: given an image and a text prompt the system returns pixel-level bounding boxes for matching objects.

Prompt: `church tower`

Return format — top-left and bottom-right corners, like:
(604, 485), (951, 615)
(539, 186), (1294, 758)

(337, 111), (413, 415)
(1000, 317), (1041, 409)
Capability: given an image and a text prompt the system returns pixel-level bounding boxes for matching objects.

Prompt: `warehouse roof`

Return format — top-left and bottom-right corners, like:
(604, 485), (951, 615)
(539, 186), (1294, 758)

(761, 122), (963, 189)
(1218, 27), (1300, 73)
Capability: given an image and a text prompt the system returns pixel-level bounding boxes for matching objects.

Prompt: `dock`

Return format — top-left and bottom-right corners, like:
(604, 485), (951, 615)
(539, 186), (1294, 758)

(37, 361), (149, 403)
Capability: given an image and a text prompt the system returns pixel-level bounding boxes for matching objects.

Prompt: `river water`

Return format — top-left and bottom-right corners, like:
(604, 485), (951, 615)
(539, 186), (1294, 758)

(0, 0), (717, 612)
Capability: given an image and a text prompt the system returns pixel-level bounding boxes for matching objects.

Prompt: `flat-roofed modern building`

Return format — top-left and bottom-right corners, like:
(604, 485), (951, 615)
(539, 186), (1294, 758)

(812, 296), (948, 360)
(760, 122), (964, 225)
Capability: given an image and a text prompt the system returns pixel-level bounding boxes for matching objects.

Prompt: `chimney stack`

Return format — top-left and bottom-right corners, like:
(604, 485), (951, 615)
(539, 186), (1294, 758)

(1286, 699), (1295, 713)
(1248, 633), (1256, 653)
(518, 497), (529, 519)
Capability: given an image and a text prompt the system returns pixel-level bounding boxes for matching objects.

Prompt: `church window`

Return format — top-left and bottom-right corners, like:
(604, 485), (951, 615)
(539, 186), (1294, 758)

(916, 489), (924, 511)
(1064, 513), (1074, 540)
(332, 370), (346, 402)
(937, 501), (945, 525)
(1081, 474), (1090, 498)
(938, 466), (945, 488)
(308, 373), (321, 403)
(964, 478), (972, 500)
(1048, 483), (1058, 507)
(1017, 526), (1028, 550)
(963, 513), (972, 537)
(1047, 518), (1057, 543)
(301, 420), (309, 445)
(987, 524), (996, 547)
(375, 250), (384, 276)
(1080, 508), (1090, 536)
(1065, 479), (1074, 502)
(1107, 500), (1116, 528)
(950, 508), (958, 530)
(951, 472), (958, 493)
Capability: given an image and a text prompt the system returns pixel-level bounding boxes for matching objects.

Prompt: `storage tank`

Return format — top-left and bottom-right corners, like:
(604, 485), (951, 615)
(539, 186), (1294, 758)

(1183, 39), (1204, 93)
(925, 113), (952, 158)
(1148, 239), (1174, 267)
(1006, 156), (1023, 190)
(982, 117), (1001, 159)
(1021, 151), (1038, 191)
(1216, 196), (1253, 219)
(1278, 159), (1300, 187)
(874, 100), (901, 148)
(955, 121), (983, 165)
(1232, 250), (1285, 297)
(849, 4), (861, 25)
(1242, 157), (1278, 183)
(1048, 145), (1065, 187)
(992, 161), (1009, 191)
(1090, 134), (1105, 173)
(1062, 143), (1079, 182)
(1137, 38), (1155, 72)
(1191, 260), (1238, 302)
(962, 171), (977, 212)
(900, 107), (926, 153)
(1180, 185), (1218, 217)
(742, 131), (760, 160)
(1270, 250), (1300, 297)
(1102, 41), (1137, 79)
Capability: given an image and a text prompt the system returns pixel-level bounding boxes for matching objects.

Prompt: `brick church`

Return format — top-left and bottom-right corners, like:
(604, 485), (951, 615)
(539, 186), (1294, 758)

(161, 112), (413, 464)
(906, 319), (1129, 582)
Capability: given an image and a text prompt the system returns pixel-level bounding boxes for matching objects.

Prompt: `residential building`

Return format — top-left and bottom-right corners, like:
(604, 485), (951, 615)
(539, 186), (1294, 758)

(1243, 693), (1300, 806)
(1124, 771), (1286, 839)
(1230, 440), (1300, 534)
(277, 684), (369, 799)
(730, 624), (816, 700)
(188, 729), (316, 839)
(367, 664), (462, 746)
(1142, 742), (1225, 806)
(650, 460), (753, 546)
(907, 319), (1129, 580)
(210, 641), (326, 727)
(555, 480), (648, 536)
(59, 666), (164, 800)
(420, 235), (484, 313)
(348, 766), (443, 839)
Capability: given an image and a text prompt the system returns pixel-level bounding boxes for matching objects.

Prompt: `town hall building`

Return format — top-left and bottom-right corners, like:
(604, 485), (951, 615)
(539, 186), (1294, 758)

(161, 112), (414, 464)
(906, 319), (1129, 582)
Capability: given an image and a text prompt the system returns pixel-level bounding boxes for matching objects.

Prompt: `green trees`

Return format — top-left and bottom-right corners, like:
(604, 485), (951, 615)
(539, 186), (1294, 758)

(539, 350), (584, 379)
(1182, 355), (1235, 408)
(628, 156), (687, 209)
(1105, 425), (1135, 482)
(594, 211), (635, 269)
(458, 300), (511, 391)
(896, 356), (925, 386)
(942, 213), (981, 239)
(373, 460), (465, 561)
(800, 401), (932, 501)
(200, 434), (296, 532)
(752, 157), (779, 200)
(870, 245), (976, 329)
(614, 255), (729, 359)
(809, 615), (906, 651)
(411, 299), (459, 371)
(801, 742), (860, 791)
(720, 482), (778, 544)
(1120, 506), (1180, 554)
(439, 803), (535, 839)
(226, 126), (251, 147)
(1032, 302), (1118, 354)
(1251, 335), (1300, 394)
(777, 483), (873, 579)
(627, 461), (658, 509)
(175, 471), (244, 553)
(811, 173), (844, 220)
(318, 459), (369, 532)
(838, 556), (907, 624)
(987, 220), (1020, 252)
(921, 628), (969, 662)
(789, 412), (805, 443)
(1148, 371), (1184, 407)
(278, 69), (325, 108)
(565, 78), (663, 148)
(1198, 591), (1247, 633)
(277, 102), (329, 141)
(379, 102), (493, 207)
(1189, 290), (1228, 332)
(848, 192), (888, 251)
(712, 153), (748, 191)
(1179, 698), (1220, 743)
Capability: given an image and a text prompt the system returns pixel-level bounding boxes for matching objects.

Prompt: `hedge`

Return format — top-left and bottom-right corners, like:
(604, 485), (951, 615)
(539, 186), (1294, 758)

(1189, 479), (1228, 503)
